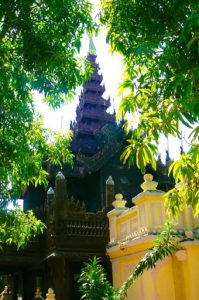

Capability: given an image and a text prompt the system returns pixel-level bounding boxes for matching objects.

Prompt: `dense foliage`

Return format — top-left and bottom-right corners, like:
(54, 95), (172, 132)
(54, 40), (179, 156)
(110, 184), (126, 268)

(78, 257), (116, 300)
(100, 0), (199, 216)
(0, 0), (94, 247)
(0, 208), (45, 249)
(0, 0), (93, 200)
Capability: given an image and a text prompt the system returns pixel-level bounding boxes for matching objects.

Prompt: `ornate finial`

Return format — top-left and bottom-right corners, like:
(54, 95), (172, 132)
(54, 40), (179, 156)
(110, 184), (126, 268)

(46, 288), (56, 300)
(112, 193), (127, 209)
(88, 35), (96, 55)
(56, 171), (65, 180)
(47, 187), (54, 195)
(106, 176), (114, 185)
(115, 193), (124, 200)
(35, 288), (43, 299)
(141, 174), (158, 191)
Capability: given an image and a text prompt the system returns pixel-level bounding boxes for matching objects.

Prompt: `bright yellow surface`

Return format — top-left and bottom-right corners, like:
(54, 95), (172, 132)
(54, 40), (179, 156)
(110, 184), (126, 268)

(107, 174), (199, 300)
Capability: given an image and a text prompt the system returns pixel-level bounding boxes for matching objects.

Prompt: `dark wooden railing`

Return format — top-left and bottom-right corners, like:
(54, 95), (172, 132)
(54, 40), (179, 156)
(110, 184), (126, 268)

(58, 219), (109, 237)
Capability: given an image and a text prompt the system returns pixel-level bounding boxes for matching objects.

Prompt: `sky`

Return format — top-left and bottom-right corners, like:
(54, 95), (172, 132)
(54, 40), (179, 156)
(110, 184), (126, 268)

(34, 1), (189, 164)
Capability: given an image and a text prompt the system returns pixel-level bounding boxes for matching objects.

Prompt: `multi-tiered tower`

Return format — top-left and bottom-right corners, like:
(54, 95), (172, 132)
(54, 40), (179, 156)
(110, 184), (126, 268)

(70, 37), (114, 155)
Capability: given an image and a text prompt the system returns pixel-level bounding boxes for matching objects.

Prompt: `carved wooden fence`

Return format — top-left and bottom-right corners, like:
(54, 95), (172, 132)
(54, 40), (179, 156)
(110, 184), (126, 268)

(60, 219), (109, 237)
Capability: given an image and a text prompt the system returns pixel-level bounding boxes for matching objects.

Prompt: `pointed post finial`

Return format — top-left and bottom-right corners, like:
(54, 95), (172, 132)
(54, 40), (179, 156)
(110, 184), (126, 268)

(47, 187), (54, 195)
(141, 174), (158, 191)
(46, 288), (56, 300)
(34, 288), (44, 299)
(106, 176), (114, 185)
(112, 193), (127, 209)
(88, 35), (96, 55)
(56, 171), (65, 180)
(105, 176), (115, 211)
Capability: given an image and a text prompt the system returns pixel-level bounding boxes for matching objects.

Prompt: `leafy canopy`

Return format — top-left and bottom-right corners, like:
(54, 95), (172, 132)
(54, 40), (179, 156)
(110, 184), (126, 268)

(99, 0), (199, 216)
(0, 0), (94, 247)
(0, 208), (45, 249)
(0, 0), (94, 200)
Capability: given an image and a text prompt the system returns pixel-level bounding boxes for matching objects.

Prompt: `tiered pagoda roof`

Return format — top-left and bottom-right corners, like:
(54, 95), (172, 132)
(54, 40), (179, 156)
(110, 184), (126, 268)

(70, 37), (114, 155)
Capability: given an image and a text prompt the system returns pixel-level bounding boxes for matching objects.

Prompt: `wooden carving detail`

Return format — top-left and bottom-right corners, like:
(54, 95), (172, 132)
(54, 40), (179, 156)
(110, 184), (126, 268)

(45, 173), (109, 253)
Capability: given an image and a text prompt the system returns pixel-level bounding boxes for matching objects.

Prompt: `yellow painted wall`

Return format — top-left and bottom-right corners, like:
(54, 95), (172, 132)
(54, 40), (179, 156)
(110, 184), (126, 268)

(107, 174), (199, 300)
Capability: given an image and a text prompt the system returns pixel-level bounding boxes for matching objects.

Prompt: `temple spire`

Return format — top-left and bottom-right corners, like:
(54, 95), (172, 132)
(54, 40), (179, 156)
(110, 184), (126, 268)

(88, 36), (96, 55)
(180, 131), (184, 155)
(70, 37), (113, 156)
(165, 135), (171, 165)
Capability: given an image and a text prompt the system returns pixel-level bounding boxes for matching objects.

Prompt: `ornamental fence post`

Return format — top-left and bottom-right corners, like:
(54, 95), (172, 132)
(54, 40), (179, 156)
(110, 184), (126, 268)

(46, 288), (56, 300)
(33, 288), (44, 300)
